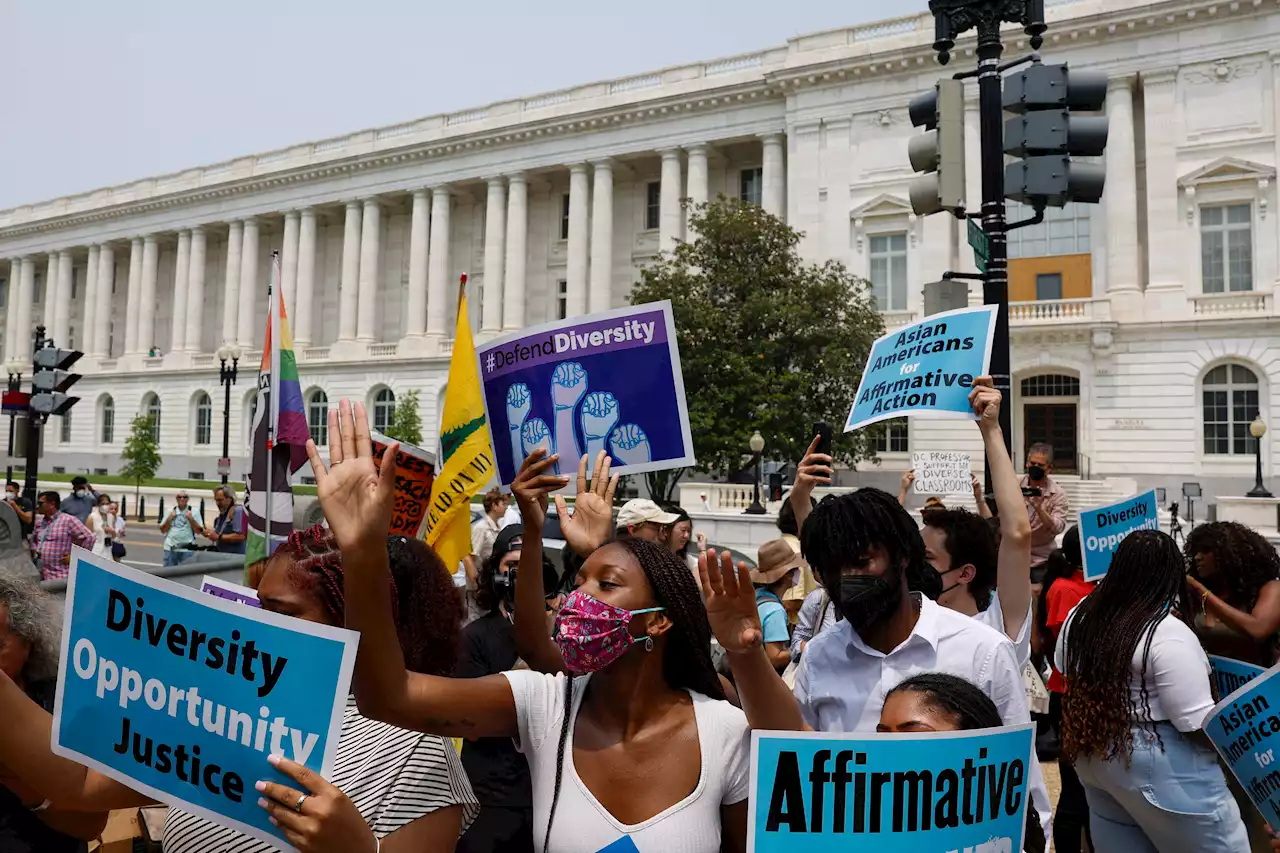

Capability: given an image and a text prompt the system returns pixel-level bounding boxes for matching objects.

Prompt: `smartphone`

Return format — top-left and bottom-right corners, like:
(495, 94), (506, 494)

(1022, 486), (1042, 498)
(813, 422), (832, 457)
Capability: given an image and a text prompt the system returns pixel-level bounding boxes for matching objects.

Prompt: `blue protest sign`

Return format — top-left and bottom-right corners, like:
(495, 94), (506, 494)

(1209, 655), (1266, 702)
(1205, 661), (1280, 831)
(844, 305), (997, 433)
(475, 301), (694, 487)
(54, 548), (358, 849)
(749, 724), (1035, 853)
(1078, 490), (1160, 581)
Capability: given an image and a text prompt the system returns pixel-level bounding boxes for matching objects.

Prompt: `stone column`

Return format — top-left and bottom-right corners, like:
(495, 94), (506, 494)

(659, 149), (684, 248)
(426, 187), (452, 337)
(685, 144), (709, 233)
(185, 227), (207, 352)
(94, 245), (114, 357)
(222, 221), (243, 346)
(1106, 76), (1140, 294)
(357, 199), (381, 342)
(566, 164), (591, 317)
(138, 236), (159, 354)
(42, 254), (58, 333)
(13, 259), (33, 362)
(590, 160), (614, 313)
(481, 178), (507, 334)
(124, 238), (143, 355)
(281, 210), (300, 325)
(237, 217), (259, 349)
(170, 231), (192, 352)
(1142, 69), (1180, 291)
(338, 202), (361, 343)
(405, 190), (430, 338)
(54, 251), (73, 347)
(503, 173), (528, 332)
(761, 133), (787, 218)
(3, 260), (20, 361)
(294, 208), (317, 348)
(83, 246), (100, 354)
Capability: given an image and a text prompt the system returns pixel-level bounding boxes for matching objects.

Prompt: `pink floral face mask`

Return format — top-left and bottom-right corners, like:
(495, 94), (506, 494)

(553, 589), (665, 673)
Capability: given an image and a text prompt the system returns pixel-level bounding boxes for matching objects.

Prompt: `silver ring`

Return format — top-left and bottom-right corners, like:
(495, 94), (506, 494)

(294, 793), (309, 813)
(330, 460), (343, 467)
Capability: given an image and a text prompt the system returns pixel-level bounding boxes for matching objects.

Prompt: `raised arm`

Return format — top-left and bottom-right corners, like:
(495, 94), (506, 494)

(1190, 577), (1280, 642)
(971, 377), (1032, 641)
(788, 435), (832, 537)
(311, 400), (518, 740)
(510, 449), (571, 675)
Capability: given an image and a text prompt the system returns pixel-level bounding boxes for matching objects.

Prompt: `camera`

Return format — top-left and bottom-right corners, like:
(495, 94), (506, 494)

(1170, 501), (1180, 521)
(1021, 487), (1042, 498)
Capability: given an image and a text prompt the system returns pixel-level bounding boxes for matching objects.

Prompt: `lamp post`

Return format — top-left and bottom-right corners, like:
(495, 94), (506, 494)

(4, 361), (23, 486)
(216, 344), (240, 486)
(1248, 413), (1272, 498)
(745, 430), (766, 515)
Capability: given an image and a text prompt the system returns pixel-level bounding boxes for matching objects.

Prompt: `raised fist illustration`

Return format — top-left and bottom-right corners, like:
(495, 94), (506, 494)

(609, 423), (652, 466)
(521, 418), (553, 458)
(580, 391), (620, 460)
(506, 383), (533, 471)
(551, 362), (588, 472)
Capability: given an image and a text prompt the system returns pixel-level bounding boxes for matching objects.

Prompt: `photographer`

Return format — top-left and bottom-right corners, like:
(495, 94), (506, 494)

(1022, 443), (1067, 580)
(158, 490), (202, 567)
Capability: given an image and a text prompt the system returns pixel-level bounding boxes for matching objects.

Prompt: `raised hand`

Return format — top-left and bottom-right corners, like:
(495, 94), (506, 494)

(521, 418), (553, 458)
(900, 470), (916, 492)
(580, 391), (620, 460)
(968, 375), (1001, 427)
(304, 399), (397, 552)
(512, 449), (567, 531)
(792, 435), (833, 505)
(555, 451), (619, 558)
(506, 383), (533, 470)
(551, 362), (588, 472)
(698, 549), (763, 654)
(609, 423), (652, 465)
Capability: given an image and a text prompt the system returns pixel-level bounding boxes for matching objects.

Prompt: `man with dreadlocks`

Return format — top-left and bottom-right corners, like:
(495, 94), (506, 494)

(1056, 529), (1249, 851)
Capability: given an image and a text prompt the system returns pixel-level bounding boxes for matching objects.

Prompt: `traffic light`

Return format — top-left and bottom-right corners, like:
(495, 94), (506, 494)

(1003, 63), (1109, 207)
(30, 344), (81, 416)
(908, 78), (966, 216)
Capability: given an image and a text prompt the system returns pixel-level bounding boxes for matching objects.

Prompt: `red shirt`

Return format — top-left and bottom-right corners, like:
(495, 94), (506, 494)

(1046, 571), (1096, 693)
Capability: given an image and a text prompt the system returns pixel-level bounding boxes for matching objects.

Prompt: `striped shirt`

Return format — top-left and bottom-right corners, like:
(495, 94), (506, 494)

(163, 696), (478, 853)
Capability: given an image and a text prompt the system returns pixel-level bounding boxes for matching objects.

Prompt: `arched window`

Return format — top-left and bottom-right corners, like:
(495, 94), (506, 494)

(100, 396), (115, 445)
(1203, 364), (1260, 456)
(373, 388), (395, 434)
(194, 392), (212, 446)
(307, 390), (329, 446)
(143, 393), (162, 443)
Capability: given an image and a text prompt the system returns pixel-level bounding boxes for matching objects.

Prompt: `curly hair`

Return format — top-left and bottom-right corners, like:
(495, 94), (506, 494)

(0, 560), (63, 684)
(1060, 530), (1192, 763)
(1185, 521), (1280, 612)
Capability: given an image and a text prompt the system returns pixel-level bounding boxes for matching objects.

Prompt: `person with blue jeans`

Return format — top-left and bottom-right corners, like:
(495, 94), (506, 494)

(1055, 529), (1249, 852)
(750, 539), (801, 674)
(159, 491), (201, 567)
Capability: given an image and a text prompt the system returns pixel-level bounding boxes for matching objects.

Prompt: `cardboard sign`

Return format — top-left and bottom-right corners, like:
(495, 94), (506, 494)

(1078, 490), (1160, 581)
(1205, 661), (1280, 831)
(200, 576), (261, 609)
(53, 548), (358, 850)
(911, 451), (972, 495)
(1209, 655), (1266, 701)
(749, 724), (1035, 852)
(371, 431), (436, 539)
(475, 301), (695, 488)
(845, 305), (997, 433)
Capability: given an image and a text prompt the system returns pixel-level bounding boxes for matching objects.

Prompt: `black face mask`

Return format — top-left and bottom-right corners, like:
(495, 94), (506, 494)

(1027, 465), (1046, 481)
(834, 563), (904, 633)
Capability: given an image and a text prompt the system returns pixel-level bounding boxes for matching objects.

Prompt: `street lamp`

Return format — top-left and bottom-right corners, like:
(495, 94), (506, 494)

(216, 344), (241, 486)
(1248, 413), (1272, 498)
(745, 430), (766, 515)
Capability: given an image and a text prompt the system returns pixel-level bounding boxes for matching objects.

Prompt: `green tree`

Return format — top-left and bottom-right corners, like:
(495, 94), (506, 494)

(630, 198), (885, 502)
(119, 414), (162, 508)
(384, 389), (424, 447)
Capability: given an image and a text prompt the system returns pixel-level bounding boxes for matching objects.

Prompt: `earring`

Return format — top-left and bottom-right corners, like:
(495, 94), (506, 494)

(644, 636), (654, 652)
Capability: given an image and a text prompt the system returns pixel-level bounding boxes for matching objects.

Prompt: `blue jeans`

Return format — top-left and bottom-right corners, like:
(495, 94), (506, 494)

(1075, 722), (1249, 853)
(163, 548), (192, 568)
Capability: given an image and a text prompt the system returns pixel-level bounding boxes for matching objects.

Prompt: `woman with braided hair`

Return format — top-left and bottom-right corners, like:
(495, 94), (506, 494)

(1055, 529), (1248, 852)
(1185, 520), (1280, 667)
(320, 401), (750, 853)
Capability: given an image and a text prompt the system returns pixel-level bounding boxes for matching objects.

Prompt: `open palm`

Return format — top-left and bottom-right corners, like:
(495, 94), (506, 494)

(305, 400), (396, 552)
(698, 549), (763, 653)
(555, 451), (619, 558)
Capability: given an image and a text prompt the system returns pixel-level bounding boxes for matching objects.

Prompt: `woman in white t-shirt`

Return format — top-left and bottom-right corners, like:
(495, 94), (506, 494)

(1055, 529), (1249, 853)
(318, 402), (751, 853)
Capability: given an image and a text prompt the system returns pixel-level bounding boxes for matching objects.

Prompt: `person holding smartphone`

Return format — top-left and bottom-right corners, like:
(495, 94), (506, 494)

(159, 491), (201, 567)
(1022, 443), (1067, 579)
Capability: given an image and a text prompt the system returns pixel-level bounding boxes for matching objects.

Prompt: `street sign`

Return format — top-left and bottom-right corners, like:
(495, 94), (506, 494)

(1, 391), (29, 414)
(217, 457), (232, 476)
(967, 219), (990, 273)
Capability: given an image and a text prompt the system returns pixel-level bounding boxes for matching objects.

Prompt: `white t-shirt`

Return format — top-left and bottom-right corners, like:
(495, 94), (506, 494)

(975, 594), (1033, 669)
(1055, 607), (1215, 731)
(502, 669), (750, 853)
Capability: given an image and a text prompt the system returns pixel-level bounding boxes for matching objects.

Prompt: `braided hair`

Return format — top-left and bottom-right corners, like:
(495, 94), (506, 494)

(542, 537), (725, 851)
(1060, 530), (1192, 763)
(1185, 520), (1280, 612)
(801, 488), (942, 599)
(887, 674), (1046, 853)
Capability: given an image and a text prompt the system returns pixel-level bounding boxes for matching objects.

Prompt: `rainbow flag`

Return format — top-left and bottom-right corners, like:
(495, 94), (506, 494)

(245, 253), (309, 568)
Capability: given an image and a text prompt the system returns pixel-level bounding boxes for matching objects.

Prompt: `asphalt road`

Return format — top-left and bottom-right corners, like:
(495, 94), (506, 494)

(113, 518), (219, 572)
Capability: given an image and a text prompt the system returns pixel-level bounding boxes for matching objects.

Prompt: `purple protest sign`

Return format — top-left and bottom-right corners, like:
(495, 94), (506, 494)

(200, 576), (261, 608)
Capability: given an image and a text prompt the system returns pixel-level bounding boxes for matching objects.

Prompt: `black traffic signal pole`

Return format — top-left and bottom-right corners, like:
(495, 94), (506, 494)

(22, 325), (46, 506)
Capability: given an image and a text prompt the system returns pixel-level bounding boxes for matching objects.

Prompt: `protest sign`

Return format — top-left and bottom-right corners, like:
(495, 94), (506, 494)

(1078, 489), (1159, 581)
(200, 576), (260, 609)
(54, 548), (358, 849)
(371, 431), (436, 539)
(1205, 661), (1280, 831)
(749, 724), (1035, 853)
(475, 301), (694, 488)
(845, 305), (997, 433)
(1209, 655), (1266, 701)
(912, 451), (972, 495)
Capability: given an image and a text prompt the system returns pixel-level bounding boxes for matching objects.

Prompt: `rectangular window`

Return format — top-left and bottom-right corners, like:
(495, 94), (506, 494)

(32, 275), (42, 304)
(70, 267), (78, 300)
(868, 233), (909, 312)
(1006, 202), (1092, 258)
(1201, 204), (1253, 293)
(740, 168), (763, 206)
(60, 414), (71, 444)
(874, 419), (909, 453)
(559, 194), (571, 240)
(645, 182), (661, 230)
(0, 278), (6, 309)
(1035, 273), (1063, 301)
(556, 280), (568, 320)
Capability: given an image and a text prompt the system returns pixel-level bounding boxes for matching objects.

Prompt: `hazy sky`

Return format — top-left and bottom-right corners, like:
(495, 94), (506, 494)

(0, 0), (920, 209)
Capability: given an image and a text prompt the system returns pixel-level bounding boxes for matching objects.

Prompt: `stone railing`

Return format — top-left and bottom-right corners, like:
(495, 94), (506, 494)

(1191, 292), (1271, 317)
(143, 356), (165, 369)
(1009, 298), (1094, 324)
(368, 343), (398, 358)
(191, 354), (215, 368)
(439, 339), (455, 356)
(301, 347), (330, 362)
(881, 310), (918, 330)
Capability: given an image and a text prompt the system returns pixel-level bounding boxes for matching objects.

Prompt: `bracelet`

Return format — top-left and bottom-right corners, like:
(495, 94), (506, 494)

(31, 799), (51, 813)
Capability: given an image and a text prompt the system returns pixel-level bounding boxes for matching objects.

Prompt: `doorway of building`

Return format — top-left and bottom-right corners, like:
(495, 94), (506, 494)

(1020, 374), (1080, 474)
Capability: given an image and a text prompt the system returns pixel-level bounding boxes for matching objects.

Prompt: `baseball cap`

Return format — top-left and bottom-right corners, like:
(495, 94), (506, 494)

(616, 499), (681, 529)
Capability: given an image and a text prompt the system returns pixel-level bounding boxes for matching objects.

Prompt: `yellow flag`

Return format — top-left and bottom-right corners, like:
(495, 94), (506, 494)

(424, 278), (495, 570)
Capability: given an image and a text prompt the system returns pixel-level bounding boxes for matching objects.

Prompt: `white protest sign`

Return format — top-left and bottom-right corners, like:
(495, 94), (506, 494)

(912, 451), (972, 495)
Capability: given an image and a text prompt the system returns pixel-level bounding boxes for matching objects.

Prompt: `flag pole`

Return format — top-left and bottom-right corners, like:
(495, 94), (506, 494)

(265, 251), (281, 554)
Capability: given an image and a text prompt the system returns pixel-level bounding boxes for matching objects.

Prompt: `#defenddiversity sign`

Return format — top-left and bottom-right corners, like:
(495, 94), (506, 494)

(54, 548), (358, 849)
